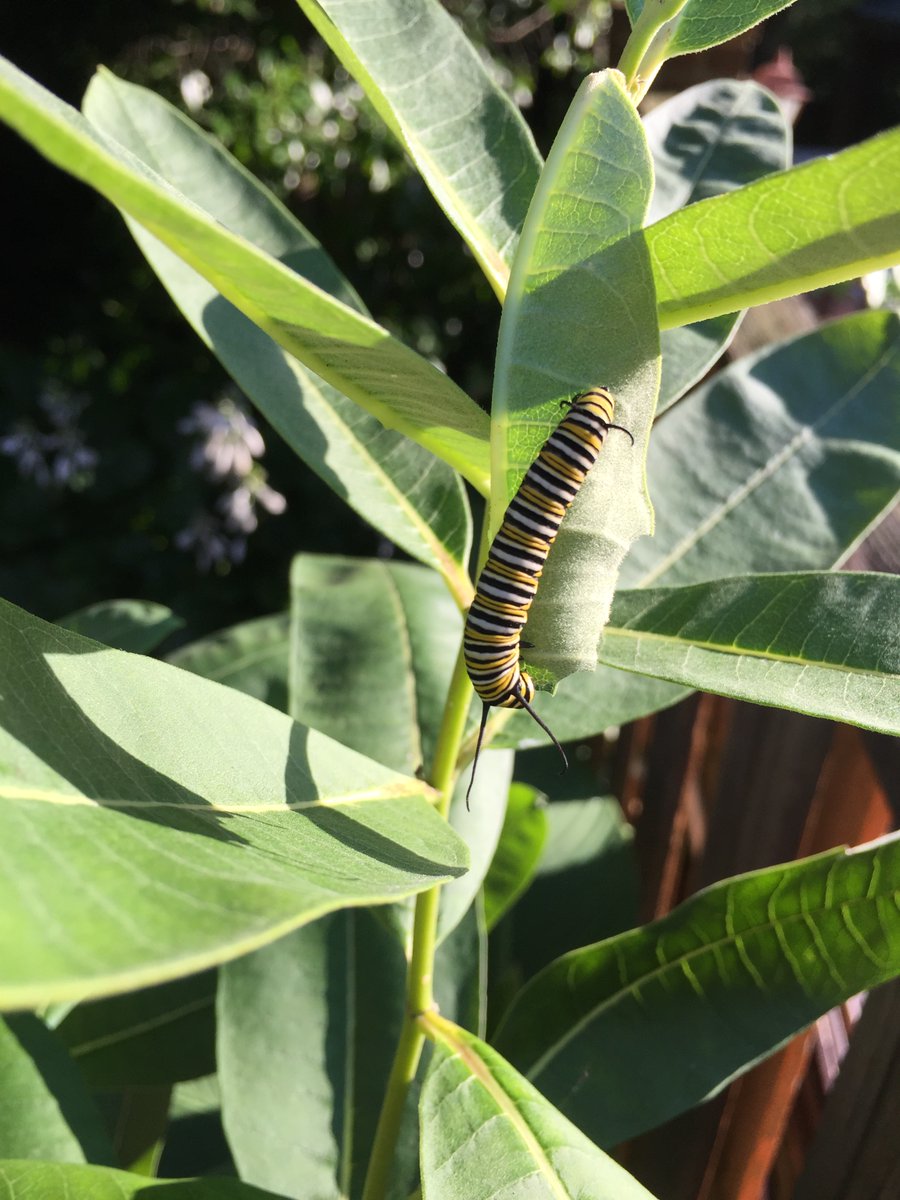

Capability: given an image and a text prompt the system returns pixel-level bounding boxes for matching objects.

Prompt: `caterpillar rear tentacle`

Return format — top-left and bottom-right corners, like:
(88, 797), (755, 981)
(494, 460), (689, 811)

(462, 387), (632, 807)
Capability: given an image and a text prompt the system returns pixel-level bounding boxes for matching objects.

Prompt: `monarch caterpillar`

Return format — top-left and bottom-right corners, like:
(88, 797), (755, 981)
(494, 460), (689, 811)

(463, 386), (633, 808)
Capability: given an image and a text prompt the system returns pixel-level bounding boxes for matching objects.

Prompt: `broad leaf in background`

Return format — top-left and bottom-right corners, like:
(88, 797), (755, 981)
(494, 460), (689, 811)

(0, 56), (490, 491)
(0, 1161), (285, 1199)
(82, 73), (473, 601)
(648, 127), (900, 328)
(645, 79), (790, 411)
(55, 973), (217, 1087)
(436, 901), (489, 1038)
(170, 613), (291, 713)
(602, 573), (900, 734)
(219, 911), (408, 1200)
(289, 556), (460, 774)
(623, 310), (900, 589)
(493, 664), (689, 751)
(0, 599), (467, 1009)
(296, 0), (541, 297)
(438, 750), (514, 944)
(493, 71), (658, 684)
(0, 1015), (113, 1164)
(624, 1), (799, 58)
(492, 795), (639, 990)
(419, 1013), (658, 1200)
(494, 837), (900, 1148)
(57, 601), (183, 654)
(482, 783), (547, 931)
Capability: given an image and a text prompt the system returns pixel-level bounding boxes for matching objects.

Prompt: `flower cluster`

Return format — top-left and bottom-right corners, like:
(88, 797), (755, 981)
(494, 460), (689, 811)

(176, 394), (286, 572)
(0, 388), (98, 490)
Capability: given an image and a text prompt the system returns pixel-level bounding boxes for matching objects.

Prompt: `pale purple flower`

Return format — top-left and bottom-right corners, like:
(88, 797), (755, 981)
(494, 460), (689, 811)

(179, 397), (265, 480)
(1, 423), (52, 486)
(1, 388), (97, 490)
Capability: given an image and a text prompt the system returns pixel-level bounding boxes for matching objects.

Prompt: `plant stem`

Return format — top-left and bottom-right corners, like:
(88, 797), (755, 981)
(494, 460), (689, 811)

(617, 0), (687, 97)
(361, 644), (474, 1200)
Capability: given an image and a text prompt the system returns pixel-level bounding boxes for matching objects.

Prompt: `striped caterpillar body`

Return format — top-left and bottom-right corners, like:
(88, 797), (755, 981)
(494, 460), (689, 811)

(463, 387), (632, 808)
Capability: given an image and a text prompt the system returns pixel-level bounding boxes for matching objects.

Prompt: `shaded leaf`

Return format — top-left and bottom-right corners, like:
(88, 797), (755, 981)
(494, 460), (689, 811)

(0, 1016), (113, 1165)
(55, 973), (217, 1087)
(492, 667), (689, 751)
(623, 310), (900, 588)
(289, 556), (459, 775)
(494, 837), (900, 1147)
(170, 614), (291, 713)
(0, 598), (466, 1010)
(219, 911), (407, 1200)
(483, 783), (548, 931)
(439, 750), (513, 944)
(57, 601), (183, 654)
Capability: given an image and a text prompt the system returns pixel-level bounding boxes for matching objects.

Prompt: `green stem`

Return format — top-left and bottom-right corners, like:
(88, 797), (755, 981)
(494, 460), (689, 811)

(361, 644), (474, 1200)
(617, 0), (687, 97)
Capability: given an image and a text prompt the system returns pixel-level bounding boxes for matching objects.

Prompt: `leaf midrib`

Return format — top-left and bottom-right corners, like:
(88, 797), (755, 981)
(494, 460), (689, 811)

(603, 623), (899, 680)
(426, 1014), (570, 1200)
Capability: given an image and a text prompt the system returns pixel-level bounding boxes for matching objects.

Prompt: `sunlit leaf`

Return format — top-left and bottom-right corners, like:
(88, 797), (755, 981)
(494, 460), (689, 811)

(420, 1013), (658, 1199)
(603, 573), (900, 734)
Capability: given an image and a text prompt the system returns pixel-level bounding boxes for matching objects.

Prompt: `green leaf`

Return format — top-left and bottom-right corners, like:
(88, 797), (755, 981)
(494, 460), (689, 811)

(82, 73), (473, 597)
(0, 1161), (286, 1199)
(435, 901), (489, 1037)
(494, 836), (900, 1148)
(0, 55), (490, 491)
(646, 80), (790, 224)
(419, 1013), (658, 1200)
(0, 1016), (114, 1164)
(623, 310), (900, 589)
(289, 556), (460, 775)
(439, 750), (513, 944)
(625, 1), (800, 58)
(493, 668), (689, 750)
(649, 127), (900, 329)
(170, 614), (291, 713)
(57, 601), (183, 654)
(493, 796), (639, 986)
(603, 573), (900, 734)
(296, 0), (541, 297)
(219, 911), (407, 1200)
(492, 70), (658, 686)
(55, 973), (217, 1086)
(646, 79), (790, 412)
(0, 598), (467, 1010)
(483, 783), (548, 931)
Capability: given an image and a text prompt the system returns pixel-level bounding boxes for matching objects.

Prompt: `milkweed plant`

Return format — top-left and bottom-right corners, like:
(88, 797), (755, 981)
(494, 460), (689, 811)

(1, 2), (899, 1199)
